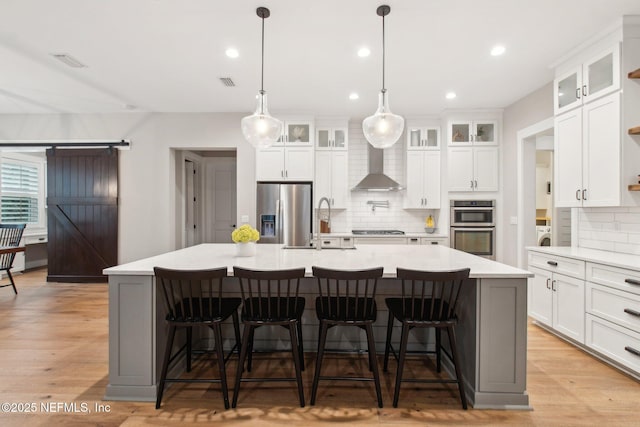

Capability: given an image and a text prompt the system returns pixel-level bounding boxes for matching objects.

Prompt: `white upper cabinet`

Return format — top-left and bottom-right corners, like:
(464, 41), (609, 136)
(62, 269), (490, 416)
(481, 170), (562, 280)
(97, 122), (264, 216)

(405, 151), (441, 209)
(449, 120), (498, 146)
(448, 146), (499, 192)
(276, 118), (314, 146)
(256, 146), (314, 181)
(315, 150), (348, 209)
(553, 43), (620, 116)
(407, 126), (439, 150)
(555, 87), (621, 208)
(316, 127), (347, 150)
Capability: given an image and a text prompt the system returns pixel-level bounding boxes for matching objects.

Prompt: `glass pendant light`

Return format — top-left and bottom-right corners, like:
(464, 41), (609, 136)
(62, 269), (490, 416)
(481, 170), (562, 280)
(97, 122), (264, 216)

(362, 5), (404, 149)
(241, 7), (283, 149)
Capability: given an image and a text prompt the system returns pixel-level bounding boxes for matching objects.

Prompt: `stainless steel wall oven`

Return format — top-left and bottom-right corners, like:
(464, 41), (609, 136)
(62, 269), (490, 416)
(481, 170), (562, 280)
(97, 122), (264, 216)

(450, 200), (496, 260)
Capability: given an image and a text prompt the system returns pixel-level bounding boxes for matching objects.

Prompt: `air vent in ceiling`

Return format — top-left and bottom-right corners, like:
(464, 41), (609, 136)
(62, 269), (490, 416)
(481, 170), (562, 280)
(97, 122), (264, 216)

(219, 77), (236, 87)
(51, 53), (87, 68)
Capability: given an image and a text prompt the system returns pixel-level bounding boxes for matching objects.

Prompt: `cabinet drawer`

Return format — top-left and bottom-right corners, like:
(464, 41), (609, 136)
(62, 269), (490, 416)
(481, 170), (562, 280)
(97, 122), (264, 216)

(586, 282), (640, 332)
(407, 237), (421, 245)
(587, 262), (640, 297)
(528, 252), (585, 280)
(340, 237), (354, 249)
(586, 313), (640, 375)
(421, 238), (448, 246)
(319, 238), (340, 248)
(24, 235), (48, 245)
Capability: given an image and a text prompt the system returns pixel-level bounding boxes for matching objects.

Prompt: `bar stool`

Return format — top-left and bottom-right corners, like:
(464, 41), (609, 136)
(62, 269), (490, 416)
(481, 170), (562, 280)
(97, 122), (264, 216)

(154, 267), (242, 410)
(310, 266), (384, 408)
(383, 268), (470, 409)
(231, 266), (306, 408)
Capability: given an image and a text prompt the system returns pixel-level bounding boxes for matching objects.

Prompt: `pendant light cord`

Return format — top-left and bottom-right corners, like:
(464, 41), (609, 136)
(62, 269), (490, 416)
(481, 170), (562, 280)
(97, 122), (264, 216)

(260, 13), (265, 93)
(381, 12), (386, 92)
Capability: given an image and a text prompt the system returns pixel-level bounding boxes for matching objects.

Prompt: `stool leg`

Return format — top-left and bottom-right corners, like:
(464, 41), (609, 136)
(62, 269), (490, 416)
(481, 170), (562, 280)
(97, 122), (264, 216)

(296, 318), (305, 371)
(310, 320), (328, 405)
(288, 320), (305, 407)
(447, 326), (468, 410)
(392, 323), (410, 408)
(365, 323), (383, 408)
(212, 322), (230, 409)
(383, 310), (394, 372)
(231, 310), (241, 356)
(232, 324), (252, 408)
(156, 324), (176, 409)
(186, 327), (193, 372)
(436, 328), (442, 373)
(7, 270), (17, 294)
(247, 326), (255, 372)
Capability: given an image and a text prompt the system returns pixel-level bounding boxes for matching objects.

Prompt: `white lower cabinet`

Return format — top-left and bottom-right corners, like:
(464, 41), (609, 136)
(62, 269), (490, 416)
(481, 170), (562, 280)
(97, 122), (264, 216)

(528, 248), (640, 379)
(529, 266), (585, 343)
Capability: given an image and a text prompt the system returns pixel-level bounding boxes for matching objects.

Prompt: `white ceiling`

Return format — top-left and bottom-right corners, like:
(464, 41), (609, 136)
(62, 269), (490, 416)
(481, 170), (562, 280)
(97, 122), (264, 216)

(2, 0), (640, 116)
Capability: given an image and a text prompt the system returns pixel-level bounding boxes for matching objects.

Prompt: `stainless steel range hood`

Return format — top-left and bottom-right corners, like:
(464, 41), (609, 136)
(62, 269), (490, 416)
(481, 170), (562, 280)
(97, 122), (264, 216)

(352, 145), (404, 191)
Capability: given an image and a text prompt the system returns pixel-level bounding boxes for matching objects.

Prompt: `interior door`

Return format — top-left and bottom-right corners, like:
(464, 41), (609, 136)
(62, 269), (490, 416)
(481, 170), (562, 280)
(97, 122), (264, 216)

(206, 157), (236, 243)
(46, 148), (118, 282)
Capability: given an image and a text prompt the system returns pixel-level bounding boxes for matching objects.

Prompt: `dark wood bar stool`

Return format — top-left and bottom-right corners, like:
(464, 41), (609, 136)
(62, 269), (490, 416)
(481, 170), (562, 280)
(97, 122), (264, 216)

(231, 266), (306, 408)
(310, 266), (384, 408)
(383, 268), (470, 409)
(154, 267), (242, 410)
(0, 223), (26, 294)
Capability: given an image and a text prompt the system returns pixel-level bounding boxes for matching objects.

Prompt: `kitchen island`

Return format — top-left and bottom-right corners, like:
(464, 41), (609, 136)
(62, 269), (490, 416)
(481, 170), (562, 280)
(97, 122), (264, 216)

(104, 243), (532, 409)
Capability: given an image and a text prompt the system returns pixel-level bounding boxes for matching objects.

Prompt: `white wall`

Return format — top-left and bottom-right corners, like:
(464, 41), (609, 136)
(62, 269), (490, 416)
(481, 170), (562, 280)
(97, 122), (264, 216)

(0, 113), (255, 263)
(502, 82), (554, 266)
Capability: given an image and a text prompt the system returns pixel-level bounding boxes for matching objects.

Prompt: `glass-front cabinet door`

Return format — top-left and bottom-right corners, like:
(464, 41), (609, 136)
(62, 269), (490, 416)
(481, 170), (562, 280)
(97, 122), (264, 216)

(285, 121), (311, 145)
(473, 121), (497, 144)
(407, 127), (439, 150)
(554, 67), (582, 115)
(316, 128), (347, 150)
(450, 122), (472, 145)
(584, 43), (620, 101)
(317, 129), (331, 149)
(333, 129), (346, 149)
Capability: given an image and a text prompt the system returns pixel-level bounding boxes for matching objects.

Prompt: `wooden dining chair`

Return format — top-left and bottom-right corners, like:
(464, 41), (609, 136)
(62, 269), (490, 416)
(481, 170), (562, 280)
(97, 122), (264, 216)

(0, 224), (26, 294)
(310, 266), (385, 408)
(383, 267), (470, 409)
(154, 267), (242, 410)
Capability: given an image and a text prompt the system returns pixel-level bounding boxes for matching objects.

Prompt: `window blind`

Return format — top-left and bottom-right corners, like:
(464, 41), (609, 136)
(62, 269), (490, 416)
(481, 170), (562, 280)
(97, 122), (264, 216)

(1, 162), (39, 223)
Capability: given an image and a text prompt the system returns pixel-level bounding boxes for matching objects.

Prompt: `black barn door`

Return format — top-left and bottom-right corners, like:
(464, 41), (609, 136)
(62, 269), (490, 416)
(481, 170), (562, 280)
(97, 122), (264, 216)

(46, 148), (118, 282)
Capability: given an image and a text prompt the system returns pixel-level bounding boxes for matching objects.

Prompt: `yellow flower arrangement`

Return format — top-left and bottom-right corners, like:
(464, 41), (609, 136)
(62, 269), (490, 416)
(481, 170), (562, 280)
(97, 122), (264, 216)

(231, 224), (260, 243)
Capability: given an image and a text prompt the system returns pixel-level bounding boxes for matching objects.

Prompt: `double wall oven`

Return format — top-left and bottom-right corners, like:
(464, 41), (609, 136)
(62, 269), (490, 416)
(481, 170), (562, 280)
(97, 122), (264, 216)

(450, 200), (496, 260)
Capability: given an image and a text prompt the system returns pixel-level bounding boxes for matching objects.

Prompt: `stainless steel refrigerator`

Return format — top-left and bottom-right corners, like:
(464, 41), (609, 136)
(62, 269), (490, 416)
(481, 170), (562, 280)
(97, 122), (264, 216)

(256, 182), (313, 247)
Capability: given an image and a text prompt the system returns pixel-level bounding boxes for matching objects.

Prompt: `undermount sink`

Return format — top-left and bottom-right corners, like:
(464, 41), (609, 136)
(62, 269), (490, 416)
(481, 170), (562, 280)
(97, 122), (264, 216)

(282, 245), (356, 250)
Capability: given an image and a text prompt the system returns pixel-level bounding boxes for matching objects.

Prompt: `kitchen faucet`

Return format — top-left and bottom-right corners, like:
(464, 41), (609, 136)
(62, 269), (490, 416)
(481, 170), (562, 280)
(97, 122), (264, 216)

(316, 197), (331, 250)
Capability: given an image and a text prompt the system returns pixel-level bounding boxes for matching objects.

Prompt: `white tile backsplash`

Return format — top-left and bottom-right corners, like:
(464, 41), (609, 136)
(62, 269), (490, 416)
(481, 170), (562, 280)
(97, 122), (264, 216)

(327, 122), (441, 233)
(578, 207), (640, 255)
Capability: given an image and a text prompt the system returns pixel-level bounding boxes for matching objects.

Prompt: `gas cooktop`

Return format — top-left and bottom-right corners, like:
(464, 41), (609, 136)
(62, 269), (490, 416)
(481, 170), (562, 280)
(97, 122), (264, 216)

(351, 230), (405, 235)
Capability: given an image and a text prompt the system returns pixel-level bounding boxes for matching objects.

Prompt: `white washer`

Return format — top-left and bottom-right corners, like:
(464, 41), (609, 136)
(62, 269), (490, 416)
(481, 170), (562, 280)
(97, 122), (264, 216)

(536, 226), (551, 246)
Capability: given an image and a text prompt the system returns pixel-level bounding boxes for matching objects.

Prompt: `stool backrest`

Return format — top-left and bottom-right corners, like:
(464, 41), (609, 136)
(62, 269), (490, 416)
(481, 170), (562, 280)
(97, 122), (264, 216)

(395, 268), (471, 321)
(0, 223), (25, 270)
(233, 266), (306, 320)
(312, 266), (384, 320)
(154, 267), (228, 322)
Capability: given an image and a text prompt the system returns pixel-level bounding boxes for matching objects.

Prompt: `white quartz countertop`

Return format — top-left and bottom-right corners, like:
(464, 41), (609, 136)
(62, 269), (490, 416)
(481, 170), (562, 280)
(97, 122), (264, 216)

(105, 244), (531, 279)
(527, 246), (640, 271)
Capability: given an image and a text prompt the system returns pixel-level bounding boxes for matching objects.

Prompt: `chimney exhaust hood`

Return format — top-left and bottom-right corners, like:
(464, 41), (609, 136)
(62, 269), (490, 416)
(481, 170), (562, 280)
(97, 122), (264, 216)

(352, 145), (404, 191)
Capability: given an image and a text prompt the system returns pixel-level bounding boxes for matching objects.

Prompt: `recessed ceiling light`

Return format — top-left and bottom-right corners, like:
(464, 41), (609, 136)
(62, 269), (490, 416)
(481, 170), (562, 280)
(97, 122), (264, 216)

(225, 48), (239, 58)
(349, 92), (359, 100)
(357, 47), (371, 58)
(445, 92), (457, 100)
(490, 45), (506, 56)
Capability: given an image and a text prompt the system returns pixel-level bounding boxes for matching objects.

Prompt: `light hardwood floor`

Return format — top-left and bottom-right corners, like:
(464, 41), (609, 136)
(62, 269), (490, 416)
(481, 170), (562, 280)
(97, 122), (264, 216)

(0, 269), (638, 426)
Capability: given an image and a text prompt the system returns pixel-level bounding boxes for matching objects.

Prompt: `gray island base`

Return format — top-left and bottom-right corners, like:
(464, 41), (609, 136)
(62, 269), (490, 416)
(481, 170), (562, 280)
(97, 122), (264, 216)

(104, 243), (533, 409)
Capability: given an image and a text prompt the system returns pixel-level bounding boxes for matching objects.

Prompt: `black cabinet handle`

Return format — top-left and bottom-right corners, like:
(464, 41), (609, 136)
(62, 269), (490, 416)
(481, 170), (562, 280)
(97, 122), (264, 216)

(624, 308), (640, 317)
(323, 241), (331, 244)
(625, 278), (640, 286)
(547, 261), (558, 267)
(625, 346), (640, 357)
(410, 238), (418, 242)
(431, 241), (438, 245)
